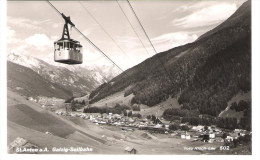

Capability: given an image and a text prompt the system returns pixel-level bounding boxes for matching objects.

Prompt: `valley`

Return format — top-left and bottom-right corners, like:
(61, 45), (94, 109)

(8, 89), (204, 154)
(6, 0), (252, 155)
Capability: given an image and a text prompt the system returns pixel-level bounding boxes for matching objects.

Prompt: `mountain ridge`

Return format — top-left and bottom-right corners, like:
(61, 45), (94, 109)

(7, 61), (73, 99)
(7, 52), (120, 98)
(88, 0), (251, 117)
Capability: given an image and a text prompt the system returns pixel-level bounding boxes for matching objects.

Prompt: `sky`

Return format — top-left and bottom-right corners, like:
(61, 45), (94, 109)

(7, 0), (247, 71)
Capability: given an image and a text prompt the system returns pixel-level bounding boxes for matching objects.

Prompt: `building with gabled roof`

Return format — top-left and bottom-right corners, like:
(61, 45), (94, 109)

(124, 147), (137, 154)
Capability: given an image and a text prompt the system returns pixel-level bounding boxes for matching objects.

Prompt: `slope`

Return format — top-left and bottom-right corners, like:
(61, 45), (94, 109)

(89, 1), (251, 117)
(7, 89), (195, 154)
(7, 89), (107, 149)
(8, 53), (99, 96)
(7, 61), (72, 99)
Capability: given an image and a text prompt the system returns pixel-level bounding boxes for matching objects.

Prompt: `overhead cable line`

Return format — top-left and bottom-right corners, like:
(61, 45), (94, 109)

(46, 0), (125, 73)
(77, 1), (152, 101)
(78, 1), (135, 64)
(126, 0), (158, 55)
(79, 1), (154, 86)
(126, 0), (173, 83)
(47, 0), (162, 104)
(116, 0), (152, 57)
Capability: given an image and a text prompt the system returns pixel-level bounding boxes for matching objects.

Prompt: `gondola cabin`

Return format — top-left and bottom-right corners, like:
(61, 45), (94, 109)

(53, 13), (83, 65)
(54, 39), (83, 64)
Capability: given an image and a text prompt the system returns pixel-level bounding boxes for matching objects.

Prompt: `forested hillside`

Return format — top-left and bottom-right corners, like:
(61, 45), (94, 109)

(89, 1), (251, 117)
(178, 35), (251, 116)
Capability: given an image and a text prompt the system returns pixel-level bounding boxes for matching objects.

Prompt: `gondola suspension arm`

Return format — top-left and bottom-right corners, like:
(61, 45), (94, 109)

(46, 0), (125, 72)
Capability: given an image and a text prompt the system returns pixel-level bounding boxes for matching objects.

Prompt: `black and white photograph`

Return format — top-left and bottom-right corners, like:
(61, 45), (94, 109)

(0, 0), (260, 158)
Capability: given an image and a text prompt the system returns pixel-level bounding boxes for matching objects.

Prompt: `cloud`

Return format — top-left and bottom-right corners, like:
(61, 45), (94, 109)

(52, 23), (60, 29)
(7, 27), (15, 38)
(82, 26), (98, 36)
(9, 44), (29, 56)
(172, 2), (237, 28)
(7, 1), (244, 70)
(7, 26), (21, 44)
(25, 34), (52, 51)
(151, 32), (198, 52)
(7, 16), (42, 30)
(51, 35), (59, 41)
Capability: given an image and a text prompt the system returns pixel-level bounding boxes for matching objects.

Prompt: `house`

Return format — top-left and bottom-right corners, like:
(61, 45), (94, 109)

(186, 134), (191, 139)
(171, 133), (177, 137)
(99, 121), (107, 125)
(226, 136), (234, 142)
(207, 126), (214, 132)
(229, 132), (239, 139)
(154, 124), (163, 129)
(8, 137), (38, 154)
(102, 113), (108, 119)
(215, 137), (224, 142)
(214, 128), (222, 133)
(208, 139), (214, 143)
(128, 118), (135, 123)
(89, 115), (94, 120)
(234, 129), (247, 136)
(209, 133), (215, 139)
(8, 137), (28, 151)
(113, 114), (121, 119)
(238, 132), (246, 137)
(181, 134), (186, 139)
(28, 97), (34, 101)
(180, 134), (190, 139)
(84, 115), (90, 119)
(234, 129), (246, 133)
(80, 114), (86, 119)
(45, 131), (52, 135)
(108, 113), (113, 119)
(124, 147), (137, 154)
(191, 125), (204, 132)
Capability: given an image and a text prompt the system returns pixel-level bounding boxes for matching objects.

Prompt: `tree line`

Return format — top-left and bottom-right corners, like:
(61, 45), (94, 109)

(163, 107), (251, 131)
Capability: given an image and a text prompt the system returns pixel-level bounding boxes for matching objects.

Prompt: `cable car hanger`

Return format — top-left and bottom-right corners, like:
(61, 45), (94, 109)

(61, 13), (75, 40)
(54, 12), (83, 65)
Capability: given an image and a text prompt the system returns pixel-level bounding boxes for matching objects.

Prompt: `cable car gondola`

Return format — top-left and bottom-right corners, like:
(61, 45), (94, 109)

(54, 13), (83, 64)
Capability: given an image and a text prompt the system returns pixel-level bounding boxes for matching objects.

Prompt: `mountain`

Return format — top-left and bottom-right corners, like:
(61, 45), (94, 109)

(7, 61), (72, 99)
(43, 53), (121, 84)
(88, 1), (251, 117)
(7, 53), (120, 99)
(65, 64), (120, 86)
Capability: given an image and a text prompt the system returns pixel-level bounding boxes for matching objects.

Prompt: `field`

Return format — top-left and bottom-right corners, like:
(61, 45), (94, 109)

(219, 91), (251, 118)
(89, 90), (181, 117)
(7, 89), (227, 154)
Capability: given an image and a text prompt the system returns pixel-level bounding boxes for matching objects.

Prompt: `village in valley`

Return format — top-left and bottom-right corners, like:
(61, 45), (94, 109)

(52, 99), (251, 154)
(9, 92), (251, 154)
(6, 0), (253, 155)
(7, 91), (252, 155)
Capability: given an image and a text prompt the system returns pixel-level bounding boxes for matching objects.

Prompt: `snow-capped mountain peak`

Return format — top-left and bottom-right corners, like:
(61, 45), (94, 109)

(7, 52), (121, 97)
(7, 52), (42, 70)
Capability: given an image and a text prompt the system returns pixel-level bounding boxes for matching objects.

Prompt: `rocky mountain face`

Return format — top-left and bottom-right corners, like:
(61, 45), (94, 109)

(88, 1), (251, 117)
(7, 53), (120, 99)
